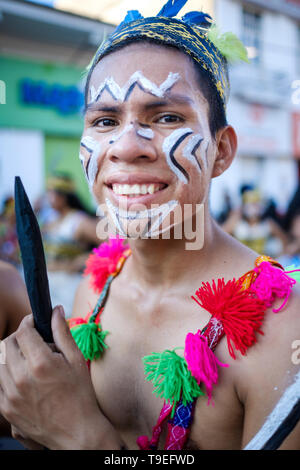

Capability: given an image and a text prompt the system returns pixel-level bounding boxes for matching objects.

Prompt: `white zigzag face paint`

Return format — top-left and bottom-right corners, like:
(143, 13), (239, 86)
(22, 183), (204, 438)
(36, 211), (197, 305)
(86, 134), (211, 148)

(109, 124), (134, 144)
(136, 127), (154, 140)
(109, 124), (155, 145)
(105, 198), (179, 239)
(79, 136), (101, 187)
(162, 129), (207, 184)
(89, 71), (180, 104)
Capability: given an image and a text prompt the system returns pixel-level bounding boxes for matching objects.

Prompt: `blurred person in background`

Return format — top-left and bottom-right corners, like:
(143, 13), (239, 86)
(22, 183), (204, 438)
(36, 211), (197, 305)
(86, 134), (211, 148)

(0, 260), (31, 444)
(222, 186), (288, 257)
(42, 173), (102, 316)
(0, 197), (19, 266)
(216, 188), (232, 225)
(34, 192), (59, 228)
(278, 210), (300, 267)
(282, 182), (300, 233)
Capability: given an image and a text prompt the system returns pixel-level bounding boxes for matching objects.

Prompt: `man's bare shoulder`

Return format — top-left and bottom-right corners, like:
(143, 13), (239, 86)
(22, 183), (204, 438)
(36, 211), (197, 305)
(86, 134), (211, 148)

(0, 261), (31, 337)
(71, 274), (99, 318)
(0, 260), (21, 288)
(235, 284), (300, 449)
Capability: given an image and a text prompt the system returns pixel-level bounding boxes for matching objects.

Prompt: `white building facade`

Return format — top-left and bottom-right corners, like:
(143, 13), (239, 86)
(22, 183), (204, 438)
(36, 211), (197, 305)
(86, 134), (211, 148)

(211, 0), (300, 217)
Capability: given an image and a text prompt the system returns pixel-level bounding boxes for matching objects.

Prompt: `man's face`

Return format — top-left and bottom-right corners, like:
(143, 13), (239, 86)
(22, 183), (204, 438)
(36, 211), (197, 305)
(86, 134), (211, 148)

(81, 43), (216, 237)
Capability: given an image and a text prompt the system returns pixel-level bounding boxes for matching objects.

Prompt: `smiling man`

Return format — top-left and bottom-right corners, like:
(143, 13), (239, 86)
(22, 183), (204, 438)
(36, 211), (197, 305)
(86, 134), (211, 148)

(0, 0), (300, 451)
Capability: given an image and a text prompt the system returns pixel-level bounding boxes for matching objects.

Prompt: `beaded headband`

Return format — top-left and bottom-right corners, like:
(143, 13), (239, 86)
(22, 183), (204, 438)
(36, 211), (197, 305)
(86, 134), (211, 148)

(87, 0), (248, 109)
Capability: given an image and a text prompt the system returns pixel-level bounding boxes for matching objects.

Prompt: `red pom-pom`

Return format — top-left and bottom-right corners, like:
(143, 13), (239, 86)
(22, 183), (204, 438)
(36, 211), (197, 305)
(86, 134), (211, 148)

(67, 317), (86, 329)
(84, 238), (130, 293)
(192, 279), (266, 359)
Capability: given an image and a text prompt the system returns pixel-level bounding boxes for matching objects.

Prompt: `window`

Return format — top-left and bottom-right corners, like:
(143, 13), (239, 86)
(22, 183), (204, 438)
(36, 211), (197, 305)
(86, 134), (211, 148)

(242, 8), (262, 64)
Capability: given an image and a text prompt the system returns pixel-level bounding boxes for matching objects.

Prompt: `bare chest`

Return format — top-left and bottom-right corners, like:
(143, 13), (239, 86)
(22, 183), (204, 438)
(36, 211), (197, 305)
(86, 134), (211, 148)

(89, 285), (243, 449)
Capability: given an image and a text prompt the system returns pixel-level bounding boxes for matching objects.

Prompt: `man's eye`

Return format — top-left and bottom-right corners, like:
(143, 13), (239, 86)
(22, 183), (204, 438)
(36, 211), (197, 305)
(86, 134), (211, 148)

(94, 118), (118, 127)
(157, 115), (182, 124)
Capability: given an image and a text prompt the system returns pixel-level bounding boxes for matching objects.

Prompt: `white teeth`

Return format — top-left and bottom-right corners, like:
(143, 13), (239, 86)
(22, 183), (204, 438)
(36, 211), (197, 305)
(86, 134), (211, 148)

(132, 184), (140, 195)
(148, 184), (155, 195)
(111, 183), (162, 196)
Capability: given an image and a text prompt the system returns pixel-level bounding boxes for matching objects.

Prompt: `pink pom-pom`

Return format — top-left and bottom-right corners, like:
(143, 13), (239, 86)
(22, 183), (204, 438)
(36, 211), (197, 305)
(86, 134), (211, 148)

(137, 435), (150, 450)
(93, 237), (129, 262)
(251, 261), (296, 313)
(184, 331), (228, 404)
(84, 238), (130, 293)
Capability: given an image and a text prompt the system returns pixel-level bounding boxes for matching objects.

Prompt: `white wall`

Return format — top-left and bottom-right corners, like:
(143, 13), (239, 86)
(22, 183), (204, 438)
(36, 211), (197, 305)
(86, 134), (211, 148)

(0, 129), (44, 209)
(262, 12), (298, 79)
(215, 0), (242, 36)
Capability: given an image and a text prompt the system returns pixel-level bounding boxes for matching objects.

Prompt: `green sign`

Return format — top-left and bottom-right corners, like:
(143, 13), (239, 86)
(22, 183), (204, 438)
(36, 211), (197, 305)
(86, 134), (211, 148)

(0, 55), (86, 136)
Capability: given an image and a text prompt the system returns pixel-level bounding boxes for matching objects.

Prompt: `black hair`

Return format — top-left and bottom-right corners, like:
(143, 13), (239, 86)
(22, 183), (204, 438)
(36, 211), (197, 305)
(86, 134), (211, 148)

(56, 191), (90, 213)
(85, 38), (228, 137)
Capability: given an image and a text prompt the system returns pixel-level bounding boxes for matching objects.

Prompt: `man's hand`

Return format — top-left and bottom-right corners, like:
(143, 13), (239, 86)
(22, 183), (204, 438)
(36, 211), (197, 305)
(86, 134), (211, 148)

(0, 306), (121, 450)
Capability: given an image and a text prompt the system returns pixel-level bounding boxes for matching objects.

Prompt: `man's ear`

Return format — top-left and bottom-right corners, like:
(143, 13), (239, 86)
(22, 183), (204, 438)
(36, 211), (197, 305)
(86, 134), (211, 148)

(211, 125), (237, 178)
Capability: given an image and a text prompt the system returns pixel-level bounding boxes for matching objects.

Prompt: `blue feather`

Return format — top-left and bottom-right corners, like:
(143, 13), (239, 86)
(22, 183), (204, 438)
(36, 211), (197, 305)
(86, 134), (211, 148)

(115, 10), (143, 32)
(157, 0), (188, 18)
(181, 11), (212, 27)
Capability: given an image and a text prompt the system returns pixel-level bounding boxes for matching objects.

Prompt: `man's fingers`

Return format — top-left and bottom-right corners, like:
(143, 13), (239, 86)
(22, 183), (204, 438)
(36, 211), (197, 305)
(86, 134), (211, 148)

(51, 306), (83, 364)
(11, 425), (44, 450)
(15, 315), (53, 366)
(14, 307), (83, 369)
(0, 357), (22, 424)
(0, 348), (18, 397)
(4, 334), (28, 381)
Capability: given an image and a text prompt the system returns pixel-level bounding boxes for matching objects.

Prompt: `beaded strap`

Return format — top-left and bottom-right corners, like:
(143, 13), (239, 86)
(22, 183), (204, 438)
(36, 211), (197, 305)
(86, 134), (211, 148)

(138, 256), (287, 451)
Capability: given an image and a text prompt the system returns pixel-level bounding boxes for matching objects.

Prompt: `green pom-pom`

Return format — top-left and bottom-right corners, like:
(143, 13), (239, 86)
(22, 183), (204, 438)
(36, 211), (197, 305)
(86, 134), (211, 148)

(208, 25), (249, 63)
(71, 322), (109, 361)
(143, 349), (204, 416)
(286, 265), (300, 284)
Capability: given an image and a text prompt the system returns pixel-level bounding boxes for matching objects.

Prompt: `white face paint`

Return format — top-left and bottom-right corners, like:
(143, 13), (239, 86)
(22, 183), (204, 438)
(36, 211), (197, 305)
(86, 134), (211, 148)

(136, 128), (154, 140)
(80, 136), (102, 187)
(162, 128), (194, 184)
(183, 134), (207, 172)
(105, 198), (179, 238)
(109, 124), (134, 144)
(79, 153), (86, 172)
(89, 71), (180, 104)
(244, 369), (300, 450)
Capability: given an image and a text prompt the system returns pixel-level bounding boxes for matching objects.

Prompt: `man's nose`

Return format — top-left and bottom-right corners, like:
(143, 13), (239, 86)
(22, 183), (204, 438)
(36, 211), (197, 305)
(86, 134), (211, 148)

(107, 124), (157, 164)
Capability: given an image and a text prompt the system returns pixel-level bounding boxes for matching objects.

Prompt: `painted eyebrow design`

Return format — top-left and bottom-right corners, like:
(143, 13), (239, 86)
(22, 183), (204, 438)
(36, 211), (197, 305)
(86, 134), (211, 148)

(84, 94), (195, 114)
(143, 94), (195, 109)
(84, 103), (121, 114)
